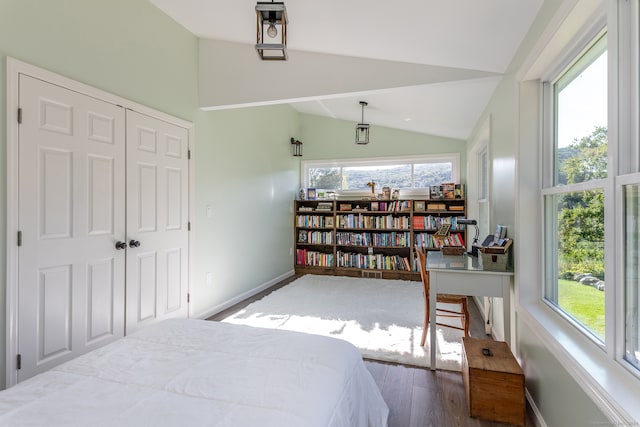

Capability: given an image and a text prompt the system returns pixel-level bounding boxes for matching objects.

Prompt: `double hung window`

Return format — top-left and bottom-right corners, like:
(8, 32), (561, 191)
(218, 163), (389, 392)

(543, 34), (608, 341)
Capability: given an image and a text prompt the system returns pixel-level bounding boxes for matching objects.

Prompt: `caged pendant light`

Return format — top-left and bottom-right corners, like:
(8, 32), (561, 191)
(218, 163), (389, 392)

(355, 101), (370, 145)
(255, 1), (288, 60)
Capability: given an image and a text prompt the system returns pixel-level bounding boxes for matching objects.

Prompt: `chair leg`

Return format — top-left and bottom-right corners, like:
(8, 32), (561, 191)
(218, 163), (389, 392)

(463, 300), (470, 337)
(421, 306), (429, 347)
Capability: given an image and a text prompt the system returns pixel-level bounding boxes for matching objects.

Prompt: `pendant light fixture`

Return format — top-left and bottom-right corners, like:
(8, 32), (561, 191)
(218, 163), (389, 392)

(255, 1), (288, 60)
(355, 101), (370, 145)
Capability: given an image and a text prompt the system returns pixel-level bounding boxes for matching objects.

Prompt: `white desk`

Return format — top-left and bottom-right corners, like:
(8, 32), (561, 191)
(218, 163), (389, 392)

(426, 252), (514, 370)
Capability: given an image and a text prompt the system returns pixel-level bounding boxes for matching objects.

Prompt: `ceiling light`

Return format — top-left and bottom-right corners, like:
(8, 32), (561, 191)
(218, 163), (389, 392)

(355, 101), (370, 145)
(255, 1), (288, 60)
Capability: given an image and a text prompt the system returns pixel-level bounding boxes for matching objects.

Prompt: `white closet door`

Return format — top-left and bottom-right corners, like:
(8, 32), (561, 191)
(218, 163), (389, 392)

(17, 75), (126, 381)
(125, 110), (189, 333)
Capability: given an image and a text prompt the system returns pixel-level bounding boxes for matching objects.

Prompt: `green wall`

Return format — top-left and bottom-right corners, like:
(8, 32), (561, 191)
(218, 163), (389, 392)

(191, 105), (301, 318)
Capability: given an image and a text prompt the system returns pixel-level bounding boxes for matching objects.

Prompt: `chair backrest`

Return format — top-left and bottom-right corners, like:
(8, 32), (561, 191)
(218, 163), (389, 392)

(415, 245), (430, 299)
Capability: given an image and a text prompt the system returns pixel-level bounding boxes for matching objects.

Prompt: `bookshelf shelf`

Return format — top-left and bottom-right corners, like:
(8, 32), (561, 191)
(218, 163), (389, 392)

(294, 196), (467, 279)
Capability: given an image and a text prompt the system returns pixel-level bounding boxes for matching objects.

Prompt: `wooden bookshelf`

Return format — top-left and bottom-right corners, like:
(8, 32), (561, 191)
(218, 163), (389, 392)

(294, 197), (467, 280)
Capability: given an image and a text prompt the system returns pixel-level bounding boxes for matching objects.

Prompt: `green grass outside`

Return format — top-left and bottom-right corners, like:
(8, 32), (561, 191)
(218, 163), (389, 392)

(557, 279), (605, 339)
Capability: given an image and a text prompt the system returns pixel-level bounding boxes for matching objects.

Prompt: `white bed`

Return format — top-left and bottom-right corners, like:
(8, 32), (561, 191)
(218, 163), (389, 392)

(0, 319), (388, 427)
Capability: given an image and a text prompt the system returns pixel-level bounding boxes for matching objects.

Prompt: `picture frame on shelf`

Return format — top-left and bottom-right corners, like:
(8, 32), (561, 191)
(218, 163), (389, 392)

(382, 186), (391, 200)
(442, 183), (455, 199)
(371, 201), (379, 211)
(430, 185), (443, 200)
(414, 201), (426, 212)
(325, 217), (334, 227)
(307, 188), (317, 200)
(339, 203), (352, 211)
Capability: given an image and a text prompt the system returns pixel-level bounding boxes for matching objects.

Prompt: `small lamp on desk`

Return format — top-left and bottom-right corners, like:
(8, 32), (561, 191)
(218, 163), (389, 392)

(458, 218), (481, 257)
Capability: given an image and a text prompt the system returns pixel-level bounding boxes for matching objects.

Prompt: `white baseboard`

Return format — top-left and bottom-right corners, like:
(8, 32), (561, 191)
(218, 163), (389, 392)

(525, 388), (549, 427)
(194, 270), (295, 320)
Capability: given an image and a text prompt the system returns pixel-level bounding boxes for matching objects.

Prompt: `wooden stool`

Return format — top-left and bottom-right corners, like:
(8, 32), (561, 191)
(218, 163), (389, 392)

(461, 337), (525, 426)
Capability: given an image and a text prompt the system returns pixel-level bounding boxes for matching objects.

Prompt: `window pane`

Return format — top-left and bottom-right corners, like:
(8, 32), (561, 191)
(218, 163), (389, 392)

(545, 190), (605, 340)
(624, 184), (640, 370)
(342, 165), (411, 190)
(309, 167), (341, 190)
(413, 163), (453, 187)
(554, 35), (607, 186)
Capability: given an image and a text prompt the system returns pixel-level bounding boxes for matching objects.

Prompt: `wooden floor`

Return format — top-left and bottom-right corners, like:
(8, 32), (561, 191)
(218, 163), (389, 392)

(209, 275), (534, 427)
(364, 297), (535, 427)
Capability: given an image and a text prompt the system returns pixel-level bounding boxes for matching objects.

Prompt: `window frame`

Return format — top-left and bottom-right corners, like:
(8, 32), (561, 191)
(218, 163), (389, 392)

(538, 1), (640, 382)
(541, 27), (609, 347)
(301, 153), (461, 197)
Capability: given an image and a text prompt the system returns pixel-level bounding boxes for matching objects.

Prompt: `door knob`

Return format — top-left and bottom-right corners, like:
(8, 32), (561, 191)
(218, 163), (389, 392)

(115, 241), (127, 250)
(129, 240), (141, 248)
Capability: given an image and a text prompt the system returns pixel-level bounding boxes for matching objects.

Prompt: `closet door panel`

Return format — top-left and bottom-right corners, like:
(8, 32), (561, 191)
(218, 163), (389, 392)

(125, 110), (189, 333)
(17, 75), (126, 382)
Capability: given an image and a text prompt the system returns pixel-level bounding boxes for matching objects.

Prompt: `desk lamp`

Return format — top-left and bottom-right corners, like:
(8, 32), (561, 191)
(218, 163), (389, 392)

(457, 218), (481, 256)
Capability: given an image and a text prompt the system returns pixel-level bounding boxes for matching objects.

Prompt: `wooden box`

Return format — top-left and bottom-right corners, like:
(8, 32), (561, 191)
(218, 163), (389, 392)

(461, 337), (525, 426)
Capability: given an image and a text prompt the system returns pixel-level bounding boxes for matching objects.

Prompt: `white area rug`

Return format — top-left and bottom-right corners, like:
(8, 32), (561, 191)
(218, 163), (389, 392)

(222, 274), (464, 371)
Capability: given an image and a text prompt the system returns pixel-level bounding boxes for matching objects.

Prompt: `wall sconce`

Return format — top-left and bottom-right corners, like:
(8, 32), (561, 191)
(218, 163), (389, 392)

(255, 1), (288, 60)
(355, 101), (370, 145)
(457, 218), (481, 256)
(290, 138), (302, 157)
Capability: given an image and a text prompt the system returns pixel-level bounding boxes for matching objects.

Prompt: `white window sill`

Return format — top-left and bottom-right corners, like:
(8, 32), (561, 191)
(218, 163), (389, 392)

(519, 301), (640, 425)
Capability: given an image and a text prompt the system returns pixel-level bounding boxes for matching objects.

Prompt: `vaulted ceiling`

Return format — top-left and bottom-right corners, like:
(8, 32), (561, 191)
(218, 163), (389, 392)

(150, 0), (543, 140)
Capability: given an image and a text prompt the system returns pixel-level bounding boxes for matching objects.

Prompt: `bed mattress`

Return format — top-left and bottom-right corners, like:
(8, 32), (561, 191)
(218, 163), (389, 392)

(0, 319), (388, 426)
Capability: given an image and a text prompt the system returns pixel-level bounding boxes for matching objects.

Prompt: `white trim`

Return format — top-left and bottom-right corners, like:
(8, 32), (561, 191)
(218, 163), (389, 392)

(5, 57), (21, 388)
(525, 388), (549, 427)
(541, 178), (607, 195)
(5, 57), (194, 387)
(192, 270), (295, 320)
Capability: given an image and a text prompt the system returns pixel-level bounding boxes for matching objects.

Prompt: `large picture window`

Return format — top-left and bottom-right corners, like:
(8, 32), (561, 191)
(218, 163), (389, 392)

(303, 155), (460, 195)
(543, 33), (607, 342)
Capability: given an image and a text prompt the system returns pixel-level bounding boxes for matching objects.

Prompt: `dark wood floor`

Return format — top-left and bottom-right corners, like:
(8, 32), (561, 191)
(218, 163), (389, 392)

(208, 275), (534, 427)
(364, 298), (535, 427)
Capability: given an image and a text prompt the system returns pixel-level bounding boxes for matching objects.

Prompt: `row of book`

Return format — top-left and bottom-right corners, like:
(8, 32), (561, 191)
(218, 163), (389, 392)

(412, 216), (465, 231)
(414, 232), (465, 248)
(335, 231), (411, 247)
(297, 230), (334, 245)
(336, 251), (411, 271)
(383, 200), (411, 213)
(296, 215), (333, 228)
(295, 249), (334, 267)
(337, 214), (410, 230)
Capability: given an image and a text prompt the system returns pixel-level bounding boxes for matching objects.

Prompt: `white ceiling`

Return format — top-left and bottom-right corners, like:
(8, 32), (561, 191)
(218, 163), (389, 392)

(150, 0), (543, 140)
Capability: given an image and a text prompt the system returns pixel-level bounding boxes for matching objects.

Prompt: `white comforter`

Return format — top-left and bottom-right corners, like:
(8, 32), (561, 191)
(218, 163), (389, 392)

(0, 319), (388, 426)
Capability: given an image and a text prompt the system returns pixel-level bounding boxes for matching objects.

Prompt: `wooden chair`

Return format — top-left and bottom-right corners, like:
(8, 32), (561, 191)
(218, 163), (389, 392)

(415, 246), (470, 347)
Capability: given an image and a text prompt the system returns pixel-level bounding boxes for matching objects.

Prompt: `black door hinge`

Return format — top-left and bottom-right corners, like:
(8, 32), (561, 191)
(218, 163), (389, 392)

(17, 108), (22, 124)
(17, 231), (22, 247)
(16, 354), (21, 370)
(188, 149), (191, 160)
(187, 293), (190, 304)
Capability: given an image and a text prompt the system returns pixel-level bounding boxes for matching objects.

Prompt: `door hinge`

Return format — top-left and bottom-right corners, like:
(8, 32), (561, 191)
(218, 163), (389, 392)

(188, 149), (191, 160)
(16, 354), (21, 370)
(188, 222), (191, 231)
(187, 293), (190, 303)
(17, 231), (22, 246)
(17, 108), (22, 124)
